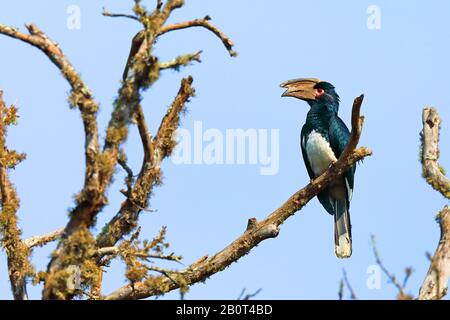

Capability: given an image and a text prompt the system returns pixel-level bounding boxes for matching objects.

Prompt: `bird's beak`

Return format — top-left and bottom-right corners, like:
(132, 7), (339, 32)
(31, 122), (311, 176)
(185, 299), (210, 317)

(280, 78), (321, 101)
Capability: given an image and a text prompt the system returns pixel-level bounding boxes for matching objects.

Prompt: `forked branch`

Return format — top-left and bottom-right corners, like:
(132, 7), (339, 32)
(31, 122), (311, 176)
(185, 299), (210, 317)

(97, 77), (195, 249)
(418, 108), (450, 299)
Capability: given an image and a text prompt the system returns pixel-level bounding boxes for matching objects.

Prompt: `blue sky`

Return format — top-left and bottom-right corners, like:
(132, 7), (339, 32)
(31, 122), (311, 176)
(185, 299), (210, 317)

(0, 0), (449, 299)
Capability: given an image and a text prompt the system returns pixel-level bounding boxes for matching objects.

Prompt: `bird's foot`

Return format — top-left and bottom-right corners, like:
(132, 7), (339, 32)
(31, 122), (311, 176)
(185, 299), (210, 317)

(328, 160), (337, 170)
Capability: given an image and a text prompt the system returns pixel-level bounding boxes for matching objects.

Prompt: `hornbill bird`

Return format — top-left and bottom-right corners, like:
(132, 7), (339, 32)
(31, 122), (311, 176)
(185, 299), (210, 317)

(280, 78), (355, 258)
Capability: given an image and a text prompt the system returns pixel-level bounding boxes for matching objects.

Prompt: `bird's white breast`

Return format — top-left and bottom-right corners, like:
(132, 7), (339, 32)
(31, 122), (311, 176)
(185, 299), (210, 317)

(305, 130), (337, 177)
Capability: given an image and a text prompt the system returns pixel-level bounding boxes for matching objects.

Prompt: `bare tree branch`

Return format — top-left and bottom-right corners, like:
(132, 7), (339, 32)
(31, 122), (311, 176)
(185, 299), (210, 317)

(104, 95), (371, 300)
(421, 107), (450, 199)
(402, 267), (413, 289)
(54, 0), (231, 299)
(238, 288), (262, 300)
(417, 107), (450, 300)
(40, 0), (217, 299)
(158, 16), (236, 57)
(341, 269), (358, 300)
(24, 228), (64, 249)
(0, 22), (112, 300)
(102, 8), (139, 21)
(159, 51), (202, 71)
(418, 206), (450, 300)
(371, 236), (413, 300)
(118, 151), (135, 198)
(97, 77), (195, 249)
(338, 280), (344, 300)
(102, 0), (190, 213)
(0, 24), (103, 231)
(95, 246), (181, 262)
(0, 89), (33, 300)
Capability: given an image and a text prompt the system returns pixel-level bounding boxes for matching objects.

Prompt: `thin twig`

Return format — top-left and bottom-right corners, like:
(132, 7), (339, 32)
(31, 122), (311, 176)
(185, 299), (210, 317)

(371, 236), (412, 299)
(102, 8), (139, 21)
(156, 0), (163, 12)
(342, 269), (358, 300)
(135, 106), (154, 165)
(118, 151), (134, 197)
(338, 280), (344, 300)
(24, 228), (64, 249)
(95, 246), (181, 262)
(159, 51), (202, 71)
(238, 288), (262, 300)
(402, 267), (413, 289)
(158, 16), (237, 57)
(371, 236), (403, 293)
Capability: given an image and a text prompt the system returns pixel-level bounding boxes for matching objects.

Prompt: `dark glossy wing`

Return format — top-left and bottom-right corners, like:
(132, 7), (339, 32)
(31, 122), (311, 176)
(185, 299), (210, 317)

(328, 116), (356, 204)
(300, 125), (315, 180)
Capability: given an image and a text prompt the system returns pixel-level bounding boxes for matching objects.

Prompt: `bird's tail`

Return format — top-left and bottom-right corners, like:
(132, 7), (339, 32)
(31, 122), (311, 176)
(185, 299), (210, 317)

(334, 199), (352, 258)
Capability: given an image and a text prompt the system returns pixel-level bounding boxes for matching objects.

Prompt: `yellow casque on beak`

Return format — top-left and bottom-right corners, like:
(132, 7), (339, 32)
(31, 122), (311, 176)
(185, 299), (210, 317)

(280, 78), (321, 100)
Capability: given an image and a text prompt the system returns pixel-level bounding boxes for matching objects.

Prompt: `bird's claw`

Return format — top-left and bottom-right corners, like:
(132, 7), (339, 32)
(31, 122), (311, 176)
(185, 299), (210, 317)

(328, 160), (337, 170)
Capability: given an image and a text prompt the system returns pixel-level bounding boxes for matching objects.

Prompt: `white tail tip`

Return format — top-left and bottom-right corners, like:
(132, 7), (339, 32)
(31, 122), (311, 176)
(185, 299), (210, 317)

(335, 234), (352, 258)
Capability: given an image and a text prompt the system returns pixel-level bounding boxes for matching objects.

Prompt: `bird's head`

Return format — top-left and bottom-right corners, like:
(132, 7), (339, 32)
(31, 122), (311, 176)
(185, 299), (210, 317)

(280, 78), (340, 112)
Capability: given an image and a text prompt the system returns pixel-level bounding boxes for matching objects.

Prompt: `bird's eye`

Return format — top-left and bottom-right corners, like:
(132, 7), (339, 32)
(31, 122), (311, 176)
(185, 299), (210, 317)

(315, 88), (325, 96)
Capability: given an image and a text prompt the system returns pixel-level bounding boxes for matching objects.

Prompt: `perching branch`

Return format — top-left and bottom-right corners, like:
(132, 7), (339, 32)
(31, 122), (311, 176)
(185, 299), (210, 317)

(420, 107), (450, 199)
(0, 89), (34, 300)
(104, 95), (372, 300)
(338, 280), (344, 300)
